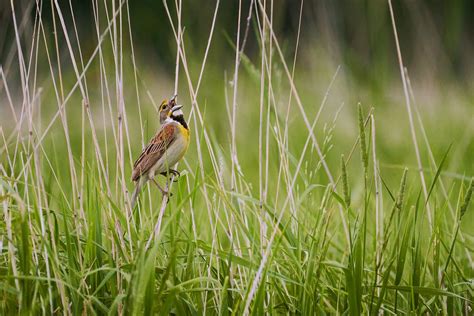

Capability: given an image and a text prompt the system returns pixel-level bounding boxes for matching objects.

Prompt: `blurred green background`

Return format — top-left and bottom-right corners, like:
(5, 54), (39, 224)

(1, 0), (473, 176)
(3, 0), (474, 82)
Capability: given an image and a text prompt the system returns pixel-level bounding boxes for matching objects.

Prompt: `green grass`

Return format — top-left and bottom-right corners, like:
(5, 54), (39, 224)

(1, 1), (473, 314)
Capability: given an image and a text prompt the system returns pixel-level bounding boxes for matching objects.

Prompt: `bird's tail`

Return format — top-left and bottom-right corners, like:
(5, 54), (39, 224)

(131, 177), (147, 209)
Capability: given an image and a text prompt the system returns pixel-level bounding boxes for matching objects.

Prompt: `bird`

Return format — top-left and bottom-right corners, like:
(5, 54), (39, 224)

(130, 94), (190, 208)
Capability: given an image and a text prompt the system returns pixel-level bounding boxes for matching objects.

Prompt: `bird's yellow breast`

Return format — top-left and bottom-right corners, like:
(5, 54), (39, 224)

(179, 124), (190, 143)
(176, 124), (190, 160)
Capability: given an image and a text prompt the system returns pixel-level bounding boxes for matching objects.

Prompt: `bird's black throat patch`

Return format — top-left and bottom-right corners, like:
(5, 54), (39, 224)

(171, 115), (188, 130)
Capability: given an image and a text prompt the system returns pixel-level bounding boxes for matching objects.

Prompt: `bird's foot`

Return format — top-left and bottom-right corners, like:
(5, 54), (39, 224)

(163, 190), (173, 198)
(161, 169), (180, 182)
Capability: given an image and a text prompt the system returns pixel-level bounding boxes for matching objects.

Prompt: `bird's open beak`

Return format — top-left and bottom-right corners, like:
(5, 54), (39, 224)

(171, 104), (183, 112)
(170, 94), (178, 103)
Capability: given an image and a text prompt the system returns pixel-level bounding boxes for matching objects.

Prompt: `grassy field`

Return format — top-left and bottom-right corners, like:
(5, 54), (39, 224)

(1, 1), (473, 314)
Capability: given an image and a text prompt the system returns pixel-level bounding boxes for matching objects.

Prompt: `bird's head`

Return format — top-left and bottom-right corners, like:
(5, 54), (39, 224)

(167, 94), (184, 119)
(158, 94), (177, 124)
(165, 94), (188, 129)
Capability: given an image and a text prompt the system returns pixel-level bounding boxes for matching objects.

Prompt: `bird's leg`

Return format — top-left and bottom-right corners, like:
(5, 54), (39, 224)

(152, 179), (172, 197)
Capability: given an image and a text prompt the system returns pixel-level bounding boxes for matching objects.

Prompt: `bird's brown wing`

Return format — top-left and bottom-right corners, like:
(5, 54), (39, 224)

(131, 124), (177, 181)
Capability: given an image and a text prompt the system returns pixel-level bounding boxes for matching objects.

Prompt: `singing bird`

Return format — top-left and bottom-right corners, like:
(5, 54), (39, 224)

(131, 95), (190, 208)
